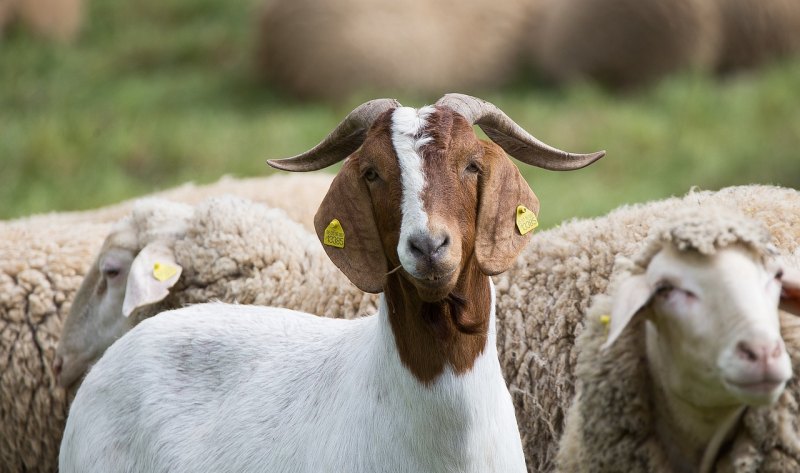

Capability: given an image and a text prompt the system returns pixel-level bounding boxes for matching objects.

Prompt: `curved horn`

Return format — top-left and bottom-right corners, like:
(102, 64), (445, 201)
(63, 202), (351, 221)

(436, 93), (605, 171)
(267, 98), (402, 172)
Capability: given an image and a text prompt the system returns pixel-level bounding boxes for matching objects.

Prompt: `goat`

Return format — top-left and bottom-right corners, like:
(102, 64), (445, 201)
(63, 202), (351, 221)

(59, 94), (604, 473)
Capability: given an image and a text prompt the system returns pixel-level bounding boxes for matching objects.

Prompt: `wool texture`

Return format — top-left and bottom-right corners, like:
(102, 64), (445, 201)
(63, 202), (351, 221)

(0, 175), (332, 472)
(555, 206), (800, 472)
(496, 185), (800, 472)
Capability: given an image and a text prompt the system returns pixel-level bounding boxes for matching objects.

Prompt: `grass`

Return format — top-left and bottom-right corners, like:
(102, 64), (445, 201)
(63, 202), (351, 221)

(1, 0), (799, 229)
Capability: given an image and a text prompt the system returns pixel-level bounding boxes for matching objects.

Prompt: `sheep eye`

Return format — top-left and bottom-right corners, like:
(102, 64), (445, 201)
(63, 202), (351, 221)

(363, 168), (379, 182)
(655, 282), (674, 295)
(775, 269), (784, 280)
(465, 162), (481, 174)
(103, 267), (121, 279)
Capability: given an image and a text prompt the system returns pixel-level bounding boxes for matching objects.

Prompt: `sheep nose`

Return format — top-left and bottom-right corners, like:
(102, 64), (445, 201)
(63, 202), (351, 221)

(53, 355), (63, 379)
(408, 233), (450, 261)
(735, 339), (784, 367)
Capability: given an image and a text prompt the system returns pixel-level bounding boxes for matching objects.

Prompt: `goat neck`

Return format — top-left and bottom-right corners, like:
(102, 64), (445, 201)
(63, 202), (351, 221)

(384, 256), (491, 384)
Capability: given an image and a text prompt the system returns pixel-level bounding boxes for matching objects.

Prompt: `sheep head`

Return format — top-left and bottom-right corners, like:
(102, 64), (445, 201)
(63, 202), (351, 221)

(604, 209), (800, 407)
(268, 94), (604, 301)
(54, 200), (191, 389)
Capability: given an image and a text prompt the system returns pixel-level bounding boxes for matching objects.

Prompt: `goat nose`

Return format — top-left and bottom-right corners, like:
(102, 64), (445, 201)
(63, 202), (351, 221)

(53, 355), (63, 378)
(735, 339), (784, 366)
(408, 233), (450, 260)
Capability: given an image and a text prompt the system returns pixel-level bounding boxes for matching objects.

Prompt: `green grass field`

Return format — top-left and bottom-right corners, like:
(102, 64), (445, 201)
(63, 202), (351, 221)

(2, 0), (799, 228)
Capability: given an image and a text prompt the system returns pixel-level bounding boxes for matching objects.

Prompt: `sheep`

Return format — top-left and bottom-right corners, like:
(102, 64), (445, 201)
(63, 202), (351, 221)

(58, 93), (604, 472)
(495, 184), (800, 472)
(555, 207), (800, 473)
(0, 0), (83, 43)
(0, 173), (332, 472)
(532, 0), (721, 88)
(716, 0), (800, 72)
(54, 195), (379, 390)
(254, 0), (530, 100)
(0, 218), (110, 473)
(54, 183), (800, 471)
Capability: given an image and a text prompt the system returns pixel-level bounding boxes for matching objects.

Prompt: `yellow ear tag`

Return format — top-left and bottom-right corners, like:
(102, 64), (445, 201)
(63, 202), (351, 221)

(153, 262), (178, 282)
(323, 219), (345, 248)
(516, 205), (539, 235)
(599, 314), (611, 335)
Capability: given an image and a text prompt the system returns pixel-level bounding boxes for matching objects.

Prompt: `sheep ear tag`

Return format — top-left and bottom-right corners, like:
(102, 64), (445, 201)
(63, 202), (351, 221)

(323, 219), (345, 248)
(516, 205), (538, 235)
(122, 242), (183, 318)
(153, 262), (179, 282)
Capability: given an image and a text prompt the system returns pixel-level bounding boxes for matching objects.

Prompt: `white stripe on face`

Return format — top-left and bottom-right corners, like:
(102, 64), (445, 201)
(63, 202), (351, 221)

(391, 105), (435, 275)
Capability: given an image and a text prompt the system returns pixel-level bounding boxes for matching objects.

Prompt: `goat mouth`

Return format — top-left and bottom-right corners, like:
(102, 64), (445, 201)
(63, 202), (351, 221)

(414, 268), (456, 287)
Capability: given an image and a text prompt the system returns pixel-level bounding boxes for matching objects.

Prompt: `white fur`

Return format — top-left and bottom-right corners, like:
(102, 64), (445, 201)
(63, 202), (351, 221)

(613, 245), (793, 468)
(642, 246), (791, 410)
(59, 281), (527, 473)
(392, 105), (435, 276)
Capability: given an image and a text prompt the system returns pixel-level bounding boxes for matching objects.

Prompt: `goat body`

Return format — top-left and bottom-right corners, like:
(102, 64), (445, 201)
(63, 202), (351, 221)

(61, 290), (524, 472)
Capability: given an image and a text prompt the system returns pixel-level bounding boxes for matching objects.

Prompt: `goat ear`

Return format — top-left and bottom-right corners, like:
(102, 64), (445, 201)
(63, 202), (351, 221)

(602, 275), (653, 349)
(780, 266), (800, 316)
(122, 241), (182, 317)
(475, 149), (540, 275)
(314, 159), (387, 293)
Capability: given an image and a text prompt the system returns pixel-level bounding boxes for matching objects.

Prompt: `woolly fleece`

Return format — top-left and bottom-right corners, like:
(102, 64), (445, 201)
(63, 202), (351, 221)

(495, 185), (800, 472)
(126, 195), (379, 329)
(555, 207), (800, 472)
(0, 218), (110, 472)
(0, 174), (332, 472)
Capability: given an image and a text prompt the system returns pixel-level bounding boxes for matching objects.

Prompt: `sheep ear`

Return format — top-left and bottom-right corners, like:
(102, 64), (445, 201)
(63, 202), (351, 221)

(122, 241), (182, 317)
(314, 159), (387, 293)
(602, 275), (653, 349)
(780, 266), (800, 316)
(475, 149), (540, 275)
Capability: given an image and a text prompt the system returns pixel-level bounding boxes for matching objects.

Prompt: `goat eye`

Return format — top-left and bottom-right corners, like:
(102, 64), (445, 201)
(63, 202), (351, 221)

(465, 162), (481, 174)
(363, 168), (379, 182)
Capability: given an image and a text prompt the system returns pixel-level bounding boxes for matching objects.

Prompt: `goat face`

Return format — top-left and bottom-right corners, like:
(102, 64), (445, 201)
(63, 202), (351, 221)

(268, 94), (604, 298)
(314, 105), (538, 302)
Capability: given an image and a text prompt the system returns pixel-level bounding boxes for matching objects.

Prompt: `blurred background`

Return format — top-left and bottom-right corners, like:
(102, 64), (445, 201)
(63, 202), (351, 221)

(1, 0), (799, 229)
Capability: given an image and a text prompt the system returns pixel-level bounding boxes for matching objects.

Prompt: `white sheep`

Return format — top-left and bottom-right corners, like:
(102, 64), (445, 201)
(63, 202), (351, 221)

(59, 94), (604, 472)
(55, 184), (800, 472)
(556, 207), (800, 472)
(0, 174), (332, 472)
(495, 184), (800, 472)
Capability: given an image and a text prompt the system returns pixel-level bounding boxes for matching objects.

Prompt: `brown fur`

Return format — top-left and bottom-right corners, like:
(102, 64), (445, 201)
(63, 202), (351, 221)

(386, 263), (491, 384)
(315, 106), (537, 382)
